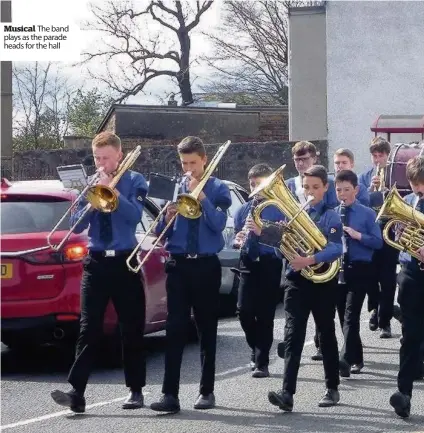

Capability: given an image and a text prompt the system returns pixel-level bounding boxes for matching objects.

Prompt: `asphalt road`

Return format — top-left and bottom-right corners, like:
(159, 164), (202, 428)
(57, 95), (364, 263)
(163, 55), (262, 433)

(1, 305), (423, 433)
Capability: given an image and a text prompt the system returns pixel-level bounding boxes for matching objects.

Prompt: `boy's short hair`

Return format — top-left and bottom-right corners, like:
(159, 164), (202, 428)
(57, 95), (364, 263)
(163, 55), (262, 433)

(177, 136), (206, 157)
(292, 140), (317, 158)
(303, 165), (328, 185)
(92, 131), (121, 150)
(369, 136), (391, 155)
(335, 169), (358, 188)
(406, 156), (424, 184)
(248, 163), (273, 179)
(334, 148), (354, 163)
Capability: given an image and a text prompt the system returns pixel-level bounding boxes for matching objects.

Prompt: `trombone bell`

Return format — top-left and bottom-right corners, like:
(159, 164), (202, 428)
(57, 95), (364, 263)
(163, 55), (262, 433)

(176, 194), (202, 219)
(86, 185), (118, 213)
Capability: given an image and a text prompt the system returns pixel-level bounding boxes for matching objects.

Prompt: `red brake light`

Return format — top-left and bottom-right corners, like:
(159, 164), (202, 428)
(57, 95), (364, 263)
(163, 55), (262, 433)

(63, 244), (88, 261)
(24, 250), (62, 265)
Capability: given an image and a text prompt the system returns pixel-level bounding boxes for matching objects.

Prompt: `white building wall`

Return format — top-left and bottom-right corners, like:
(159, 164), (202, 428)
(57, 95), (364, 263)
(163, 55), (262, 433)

(326, 1), (424, 172)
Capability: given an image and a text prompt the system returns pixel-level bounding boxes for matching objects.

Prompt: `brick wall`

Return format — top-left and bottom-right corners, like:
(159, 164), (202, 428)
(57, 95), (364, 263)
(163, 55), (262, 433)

(11, 140), (328, 188)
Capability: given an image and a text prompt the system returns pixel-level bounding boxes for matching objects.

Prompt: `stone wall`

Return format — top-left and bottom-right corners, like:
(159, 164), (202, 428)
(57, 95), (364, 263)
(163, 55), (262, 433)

(11, 140), (328, 188)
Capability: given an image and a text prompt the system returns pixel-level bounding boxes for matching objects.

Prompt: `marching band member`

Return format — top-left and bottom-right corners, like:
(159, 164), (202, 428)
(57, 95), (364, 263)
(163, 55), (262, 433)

(233, 164), (283, 378)
(333, 148), (370, 206)
(311, 148), (372, 362)
(389, 156), (424, 418)
(286, 141), (338, 209)
(268, 165), (343, 411)
(150, 136), (231, 414)
(51, 132), (148, 412)
(359, 137), (398, 338)
(335, 170), (382, 376)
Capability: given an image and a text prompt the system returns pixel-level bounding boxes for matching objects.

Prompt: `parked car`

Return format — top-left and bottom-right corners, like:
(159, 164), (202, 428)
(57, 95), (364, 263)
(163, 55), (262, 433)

(0, 178), (169, 350)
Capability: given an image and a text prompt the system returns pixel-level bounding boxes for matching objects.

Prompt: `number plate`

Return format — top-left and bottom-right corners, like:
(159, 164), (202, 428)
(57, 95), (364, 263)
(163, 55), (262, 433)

(1, 263), (13, 279)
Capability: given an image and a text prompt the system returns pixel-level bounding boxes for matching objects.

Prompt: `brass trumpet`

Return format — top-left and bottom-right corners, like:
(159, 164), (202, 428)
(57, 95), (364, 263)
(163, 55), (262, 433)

(47, 146), (142, 251)
(126, 140), (232, 273)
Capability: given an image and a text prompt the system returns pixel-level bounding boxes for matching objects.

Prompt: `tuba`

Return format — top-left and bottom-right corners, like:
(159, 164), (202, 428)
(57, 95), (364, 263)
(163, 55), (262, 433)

(126, 140), (232, 273)
(250, 164), (341, 283)
(376, 185), (424, 264)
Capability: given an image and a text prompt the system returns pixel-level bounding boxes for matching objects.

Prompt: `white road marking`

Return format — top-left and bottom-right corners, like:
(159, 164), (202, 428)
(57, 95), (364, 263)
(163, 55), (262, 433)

(1, 393), (150, 431)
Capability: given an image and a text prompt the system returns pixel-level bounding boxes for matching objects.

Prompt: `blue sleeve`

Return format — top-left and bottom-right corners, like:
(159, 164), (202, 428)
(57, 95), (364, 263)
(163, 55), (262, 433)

(69, 197), (93, 234)
(324, 179), (339, 209)
(357, 184), (370, 207)
(201, 182), (232, 233)
(360, 210), (383, 250)
(313, 213), (343, 263)
(114, 174), (148, 225)
(358, 171), (370, 189)
(154, 214), (174, 240)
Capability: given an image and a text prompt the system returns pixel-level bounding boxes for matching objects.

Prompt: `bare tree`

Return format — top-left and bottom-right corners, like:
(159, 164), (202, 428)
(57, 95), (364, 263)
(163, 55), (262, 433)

(202, 1), (319, 105)
(13, 62), (74, 150)
(80, 0), (213, 106)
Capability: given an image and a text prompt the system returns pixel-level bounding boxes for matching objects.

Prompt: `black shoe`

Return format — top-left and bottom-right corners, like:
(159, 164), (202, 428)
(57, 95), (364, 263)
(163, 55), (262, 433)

(51, 389), (86, 413)
(318, 389), (340, 407)
(277, 341), (285, 359)
(389, 391), (410, 418)
(380, 325), (392, 339)
(311, 348), (323, 361)
(369, 309), (378, 331)
(339, 359), (351, 378)
(252, 366), (269, 378)
(150, 394), (180, 413)
(194, 393), (215, 409)
(268, 390), (293, 412)
(351, 362), (364, 374)
(122, 391), (144, 409)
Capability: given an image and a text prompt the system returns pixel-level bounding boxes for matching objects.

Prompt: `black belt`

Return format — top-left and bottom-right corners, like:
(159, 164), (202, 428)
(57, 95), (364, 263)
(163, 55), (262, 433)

(171, 253), (216, 260)
(89, 249), (133, 258)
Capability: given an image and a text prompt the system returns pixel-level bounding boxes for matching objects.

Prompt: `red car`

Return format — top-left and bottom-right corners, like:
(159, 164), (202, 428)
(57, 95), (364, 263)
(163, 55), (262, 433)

(1, 178), (169, 350)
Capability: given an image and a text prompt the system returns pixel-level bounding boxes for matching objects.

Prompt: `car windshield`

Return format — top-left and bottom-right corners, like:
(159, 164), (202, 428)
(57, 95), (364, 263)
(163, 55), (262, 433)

(1, 198), (70, 235)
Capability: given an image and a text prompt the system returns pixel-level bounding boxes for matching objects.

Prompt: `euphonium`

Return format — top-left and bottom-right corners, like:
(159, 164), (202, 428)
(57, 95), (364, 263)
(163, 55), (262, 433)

(376, 185), (424, 264)
(250, 165), (341, 283)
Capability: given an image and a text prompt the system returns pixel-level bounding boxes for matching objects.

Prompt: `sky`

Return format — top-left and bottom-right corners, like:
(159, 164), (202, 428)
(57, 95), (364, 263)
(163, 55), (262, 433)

(64, 0), (225, 105)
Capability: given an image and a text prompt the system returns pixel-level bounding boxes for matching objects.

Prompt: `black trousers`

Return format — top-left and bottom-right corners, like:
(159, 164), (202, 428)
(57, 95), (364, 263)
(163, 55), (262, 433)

(162, 255), (221, 398)
(68, 252), (146, 393)
(367, 241), (399, 328)
(339, 262), (372, 365)
(237, 255), (282, 368)
(314, 283), (346, 349)
(397, 268), (424, 397)
(283, 275), (340, 395)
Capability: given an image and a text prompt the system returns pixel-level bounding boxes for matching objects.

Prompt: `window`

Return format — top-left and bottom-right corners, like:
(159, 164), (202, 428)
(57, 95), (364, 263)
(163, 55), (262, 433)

(136, 205), (156, 233)
(227, 188), (245, 218)
(1, 200), (70, 234)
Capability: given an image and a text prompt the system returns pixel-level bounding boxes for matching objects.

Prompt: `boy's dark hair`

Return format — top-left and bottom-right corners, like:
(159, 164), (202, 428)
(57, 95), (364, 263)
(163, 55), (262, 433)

(177, 136), (206, 157)
(303, 165), (328, 185)
(406, 156), (424, 184)
(334, 148), (355, 163)
(369, 136), (391, 155)
(335, 169), (358, 188)
(92, 131), (121, 150)
(292, 140), (318, 158)
(248, 163), (273, 179)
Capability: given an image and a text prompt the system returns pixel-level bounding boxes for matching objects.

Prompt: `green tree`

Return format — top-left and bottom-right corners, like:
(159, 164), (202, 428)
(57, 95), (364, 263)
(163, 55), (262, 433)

(68, 89), (114, 137)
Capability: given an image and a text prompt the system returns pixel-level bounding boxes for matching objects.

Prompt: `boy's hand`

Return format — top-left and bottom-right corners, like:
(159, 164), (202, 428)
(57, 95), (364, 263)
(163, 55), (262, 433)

(343, 226), (361, 240)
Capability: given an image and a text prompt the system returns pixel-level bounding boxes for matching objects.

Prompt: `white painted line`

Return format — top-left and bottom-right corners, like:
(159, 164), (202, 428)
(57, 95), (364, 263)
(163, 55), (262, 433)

(1, 393), (150, 431)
